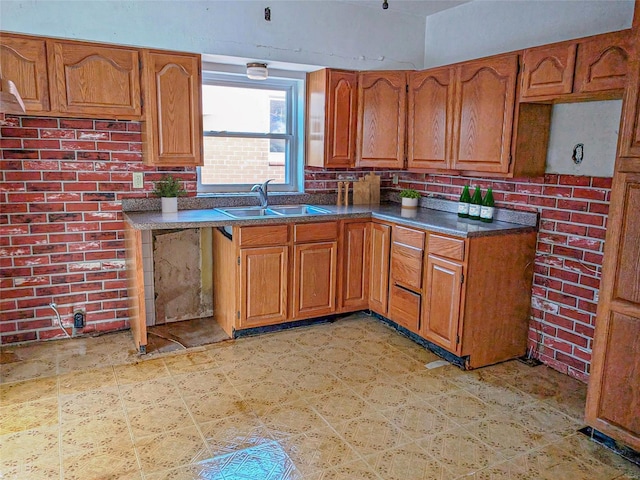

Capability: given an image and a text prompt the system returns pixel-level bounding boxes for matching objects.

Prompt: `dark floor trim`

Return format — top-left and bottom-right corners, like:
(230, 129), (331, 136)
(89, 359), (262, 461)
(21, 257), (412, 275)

(233, 313), (349, 338)
(578, 426), (640, 467)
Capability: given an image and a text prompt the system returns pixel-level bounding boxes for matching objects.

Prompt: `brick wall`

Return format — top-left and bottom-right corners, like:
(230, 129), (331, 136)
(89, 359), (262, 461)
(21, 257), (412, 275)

(306, 166), (609, 382)
(0, 115), (194, 343)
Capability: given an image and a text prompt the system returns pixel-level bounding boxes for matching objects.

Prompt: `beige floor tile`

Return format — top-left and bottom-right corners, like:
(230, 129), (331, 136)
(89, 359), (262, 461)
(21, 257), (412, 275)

(183, 389), (251, 424)
(431, 389), (500, 426)
(349, 338), (401, 359)
(286, 370), (347, 397)
(416, 426), (507, 477)
(199, 412), (274, 455)
(120, 376), (181, 409)
(269, 351), (320, 379)
(206, 340), (265, 365)
(0, 425), (60, 478)
(454, 371), (537, 410)
(0, 376), (58, 404)
(308, 388), (375, 425)
(257, 399), (331, 440)
(127, 397), (195, 439)
(289, 326), (337, 349)
(307, 344), (358, 365)
(333, 359), (386, 384)
(113, 358), (170, 385)
(395, 369), (460, 400)
(0, 357), (57, 383)
(236, 376), (302, 409)
(511, 401), (582, 442)
(317, 459), (383, 480)
(364, 441), (455, 480)
(350, 376), (417, 410)
(60, 412), (131, 454)
(372, 352), (434, 377)
(382, 399), (458, 440)
(135, 425), (211, 474)
(62, 444), (140, 480)
(59, 385), (123, 423)
(0, 396), (59, 435)
(280, 426), (361, 476)
(222, 359), (279, 386)
(162, 350), (219, 374)
(57, 352), (113, 374)
(464, 414), (551, 459)
(172, 369), (233, 397)
(57, 366), (117, 395)
(334, 411), (410, 457)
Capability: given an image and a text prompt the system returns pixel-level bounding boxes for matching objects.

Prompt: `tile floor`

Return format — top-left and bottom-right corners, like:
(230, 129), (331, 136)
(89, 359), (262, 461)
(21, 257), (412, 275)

(1, 312), (639, 479)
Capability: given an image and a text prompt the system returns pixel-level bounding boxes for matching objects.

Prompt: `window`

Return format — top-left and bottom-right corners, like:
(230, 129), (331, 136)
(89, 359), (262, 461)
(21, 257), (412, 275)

(198, 72), (304, 193)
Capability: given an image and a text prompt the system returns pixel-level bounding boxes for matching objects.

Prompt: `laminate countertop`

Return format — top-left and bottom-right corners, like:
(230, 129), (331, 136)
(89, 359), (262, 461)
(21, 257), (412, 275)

(123, 203), (537, 239)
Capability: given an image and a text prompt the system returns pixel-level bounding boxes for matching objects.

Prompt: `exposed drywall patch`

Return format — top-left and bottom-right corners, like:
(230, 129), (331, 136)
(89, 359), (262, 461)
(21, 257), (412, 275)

(546, 100), (622, 177)
(153, 229), (213, 324)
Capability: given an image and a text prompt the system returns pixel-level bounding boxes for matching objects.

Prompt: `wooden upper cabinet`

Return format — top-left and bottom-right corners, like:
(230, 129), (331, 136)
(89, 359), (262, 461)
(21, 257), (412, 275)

(407, 67), (454, 170)
(357, 71), (406, 168)
(142, 50), (203, 166)
(51, 41), (141, 118)
(574, 30), (632, 94)
(0, 34), (50, 112)
(618, 29), (640, 161)
(451, 54), (518, 174)
(306, 69), (358, 168)
(521, 43), (576, 98)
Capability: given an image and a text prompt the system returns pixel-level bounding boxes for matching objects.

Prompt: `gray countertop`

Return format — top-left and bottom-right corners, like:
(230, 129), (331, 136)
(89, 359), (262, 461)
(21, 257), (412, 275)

(124, 203), (536, 238)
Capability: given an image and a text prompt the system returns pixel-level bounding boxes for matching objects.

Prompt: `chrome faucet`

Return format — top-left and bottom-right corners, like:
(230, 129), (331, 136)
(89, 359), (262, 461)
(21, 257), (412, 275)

(251, 179), (274, 208)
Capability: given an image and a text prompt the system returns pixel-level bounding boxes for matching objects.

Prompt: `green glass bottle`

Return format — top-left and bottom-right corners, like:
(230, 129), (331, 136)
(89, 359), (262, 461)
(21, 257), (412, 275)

(469, 186), (482, 220)
(457, 185), (471, 218)
(480, 187), (495, 223)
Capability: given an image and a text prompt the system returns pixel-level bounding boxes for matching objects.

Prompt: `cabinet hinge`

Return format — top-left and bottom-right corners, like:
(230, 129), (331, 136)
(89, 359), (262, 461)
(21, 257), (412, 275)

(237, 311), (240, 319)
(406, 84), (409, 93)
(237, 256), (240, 266)
(460, 273), (464, 284)
(456, 335), (460, 345)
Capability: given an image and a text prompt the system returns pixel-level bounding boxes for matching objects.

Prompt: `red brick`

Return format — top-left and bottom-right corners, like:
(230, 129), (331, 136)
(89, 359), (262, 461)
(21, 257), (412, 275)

(95, 121), (128, 131)
(588, 202), (609, 215)
(60, 119), (94, 129)
(583, 252), (604, 265)
(574, 322), (595, 338)
(555, 222), (587, 236)
(559, 306), (592, 324)
(572, 188), (607, 201)
(558, 175), (591, 186)
(23, 139), (61, 150)
(110, 132), (142, 142)
(40, 129), (76, 139)
(557, 199), (589, 211)
(2, 149), (39, 159)
(587, 227), (607, 240)
(18, 319), (53, 330)
(578, 299), (598, 314)
(1, 331), (37, 343)
(62, 182), (97, 192)
(2, 203), (28, 213)
(549, 267), (579, 283)
(39, 150), (76, 160)
(66, 202), (99, 212)
(579, 275), (601, 289)
(591, 177), (612, 188)
(543, 335), (573, 353)
(556, 328), (589, 348)
(1, 127), (39, 138)
(548, 290), (578, 307)
(32, 243), (67, 254)
(61, 140), (96, 150)
(555, 352), (587, 371)
(32, 264), (68, 275)
(0, 139), (22, 148)
(566, 236), (602, 251)
(570, 212), (604, 226)
(78, 130), (109, 140)
(45, 193), (82, 202)
(563, 282), (595, 300)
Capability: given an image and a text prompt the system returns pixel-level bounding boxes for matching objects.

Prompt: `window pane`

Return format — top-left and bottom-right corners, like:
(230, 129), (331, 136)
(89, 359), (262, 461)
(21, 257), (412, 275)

(201, 137), (286, 185)
(202, 85), (287, 134)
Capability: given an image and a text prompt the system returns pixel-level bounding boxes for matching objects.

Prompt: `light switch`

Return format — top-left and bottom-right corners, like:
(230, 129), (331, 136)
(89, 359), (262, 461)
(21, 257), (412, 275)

(133, 172), (144, 189)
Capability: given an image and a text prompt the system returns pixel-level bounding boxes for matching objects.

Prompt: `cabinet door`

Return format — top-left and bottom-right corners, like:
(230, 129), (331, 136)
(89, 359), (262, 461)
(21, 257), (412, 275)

(142, 50), (203, 166)
(239, 245), (288, 328)
(357, 71), (406, 168)
(407, 68), (454, 170)
(521, 43), (577, 98)
(369, 222), (391, 315)
(326, 70), (358, 167)
(292, 241), (337, 319)
(0, 34), (50, 112)
(451, 54), (518, 174)
(339, 222), (370, 311)
(574, 30), (632, 94)
(422, 254), (463, 353)
(51, 41), (141, 117)
(586, 173), (640, 450)
(618, 34), (640, 161)
(388, 284), (421, 334)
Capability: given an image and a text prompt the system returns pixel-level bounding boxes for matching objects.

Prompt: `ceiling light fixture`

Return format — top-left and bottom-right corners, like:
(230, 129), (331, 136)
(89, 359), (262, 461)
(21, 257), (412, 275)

(246, 62), (268, 80)
(382, 0), (388, 9)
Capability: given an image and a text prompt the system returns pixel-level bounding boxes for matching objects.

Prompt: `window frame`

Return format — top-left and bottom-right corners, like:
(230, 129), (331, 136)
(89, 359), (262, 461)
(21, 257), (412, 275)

(197, 71), (305, 194)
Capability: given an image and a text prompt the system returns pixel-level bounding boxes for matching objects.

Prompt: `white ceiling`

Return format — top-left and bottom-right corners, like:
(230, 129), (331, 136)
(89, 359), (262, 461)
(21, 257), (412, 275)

(340, 0), (472, 17)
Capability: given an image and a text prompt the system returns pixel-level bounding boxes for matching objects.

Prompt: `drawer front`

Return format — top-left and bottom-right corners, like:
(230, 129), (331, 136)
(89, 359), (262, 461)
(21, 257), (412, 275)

(294, 221), (339, 243)
(238, 224), (289, 247)
(389, 284), (421, 333)
(390, 243), (423, 291)
(392, 225), (425, 249)
(428, 234), (465, 261)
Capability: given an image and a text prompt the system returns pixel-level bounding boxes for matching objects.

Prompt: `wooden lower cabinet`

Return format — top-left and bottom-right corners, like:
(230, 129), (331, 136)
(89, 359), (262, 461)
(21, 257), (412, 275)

(293, 241), (337, 319)
(239, 245), (288, 328)
(422, 254), (463, 353)
(388, 284), (421, 334)
(339, 221), (370, 311)
(369, 222), (391, 315)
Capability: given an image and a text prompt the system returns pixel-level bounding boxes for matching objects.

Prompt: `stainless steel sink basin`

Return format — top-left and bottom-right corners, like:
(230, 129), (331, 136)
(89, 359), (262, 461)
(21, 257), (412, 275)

(216, 207), (279, 218)
(268, 205), (331, 216)
(215, 204), (331, 218)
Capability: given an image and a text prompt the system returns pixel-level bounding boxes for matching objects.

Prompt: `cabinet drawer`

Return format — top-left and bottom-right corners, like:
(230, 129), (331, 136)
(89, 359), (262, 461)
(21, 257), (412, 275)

(294, 221), (338, 243)
(392, 226), (425, 249)
(238, 224), (289, 247)
(428, 234), (465, 261)
(390, 243), (423, 291)
(389, 284), (421, 333)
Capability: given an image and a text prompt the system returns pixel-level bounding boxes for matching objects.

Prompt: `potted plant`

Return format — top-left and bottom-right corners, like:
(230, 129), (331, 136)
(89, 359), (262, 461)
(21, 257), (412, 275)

(153, 174), (186, 213)
(399, 188), (420, 208)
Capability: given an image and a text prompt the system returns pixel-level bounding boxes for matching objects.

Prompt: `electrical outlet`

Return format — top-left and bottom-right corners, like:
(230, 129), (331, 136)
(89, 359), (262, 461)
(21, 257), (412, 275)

(392, 174), (399, 185)
(73, 309), (85, 328)
(133, 172), (144, 189)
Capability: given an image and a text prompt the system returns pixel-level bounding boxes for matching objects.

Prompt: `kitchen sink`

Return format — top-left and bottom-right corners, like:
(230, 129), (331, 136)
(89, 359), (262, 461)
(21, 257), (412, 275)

(216, 207), (279, 217)
(216, 204), (331, 218)
(267, 205), (331, 216)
